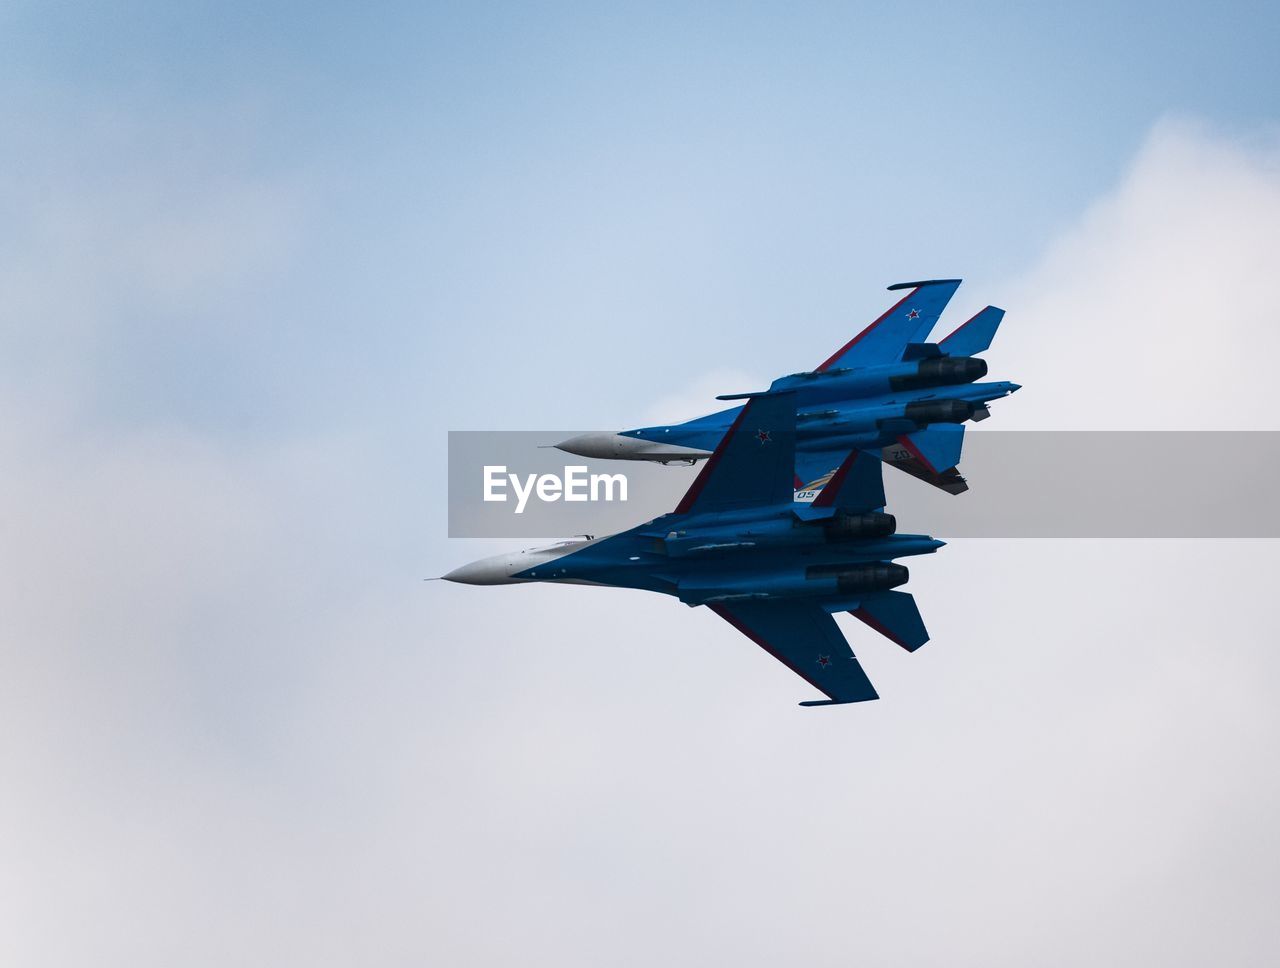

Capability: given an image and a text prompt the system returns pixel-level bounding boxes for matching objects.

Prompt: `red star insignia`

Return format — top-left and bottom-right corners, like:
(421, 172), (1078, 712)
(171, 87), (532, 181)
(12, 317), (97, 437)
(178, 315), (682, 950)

(756, 429), (771, 444)
(906, 308), (921, 320)
(817, 654), (831, 668)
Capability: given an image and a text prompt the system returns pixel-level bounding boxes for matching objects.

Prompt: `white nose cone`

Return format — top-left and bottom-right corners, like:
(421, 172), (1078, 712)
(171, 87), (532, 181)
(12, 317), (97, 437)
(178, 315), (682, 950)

(442, 552), (527, 585)
(555, 432), (644, 459)
(442, 539), (596, 587)
(554, 432), (712, 461)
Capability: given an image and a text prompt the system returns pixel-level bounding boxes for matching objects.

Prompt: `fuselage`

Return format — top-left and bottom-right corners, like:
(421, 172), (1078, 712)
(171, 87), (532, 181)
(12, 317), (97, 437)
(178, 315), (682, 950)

(556, 355), (1019, 463)
(443, 504), (944, 607)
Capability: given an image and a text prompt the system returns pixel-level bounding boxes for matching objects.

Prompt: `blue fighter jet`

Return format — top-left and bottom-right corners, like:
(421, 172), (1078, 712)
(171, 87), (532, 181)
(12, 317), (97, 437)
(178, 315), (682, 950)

(556, 279), (1019, 495)
(445, 392), (943, 705)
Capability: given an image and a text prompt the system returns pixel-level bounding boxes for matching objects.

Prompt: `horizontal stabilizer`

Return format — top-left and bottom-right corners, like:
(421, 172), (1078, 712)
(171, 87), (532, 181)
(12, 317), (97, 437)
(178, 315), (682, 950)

(851, 591), (929, 652)
(940, 305), (1005, 356)
(881, 426), (969, 495)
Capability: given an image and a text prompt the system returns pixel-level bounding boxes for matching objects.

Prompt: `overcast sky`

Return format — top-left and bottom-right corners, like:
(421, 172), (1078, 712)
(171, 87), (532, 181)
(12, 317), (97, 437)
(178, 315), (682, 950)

(2, 3), (1279, 966)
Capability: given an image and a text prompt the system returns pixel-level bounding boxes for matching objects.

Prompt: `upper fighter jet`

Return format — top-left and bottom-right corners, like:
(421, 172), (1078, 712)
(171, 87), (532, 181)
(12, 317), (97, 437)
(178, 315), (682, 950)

(445, 391), (943, 706)
(556, 279), (1019, 495)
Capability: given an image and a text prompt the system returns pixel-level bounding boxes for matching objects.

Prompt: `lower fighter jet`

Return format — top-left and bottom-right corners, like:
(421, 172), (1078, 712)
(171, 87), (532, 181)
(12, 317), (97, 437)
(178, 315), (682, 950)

(556, 279), (1019, 495)
(445, 392), (941, 705)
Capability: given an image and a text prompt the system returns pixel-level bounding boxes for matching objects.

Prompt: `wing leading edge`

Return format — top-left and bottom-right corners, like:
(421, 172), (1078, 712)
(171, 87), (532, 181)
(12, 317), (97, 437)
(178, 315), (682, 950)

(816, 279), (961, 371)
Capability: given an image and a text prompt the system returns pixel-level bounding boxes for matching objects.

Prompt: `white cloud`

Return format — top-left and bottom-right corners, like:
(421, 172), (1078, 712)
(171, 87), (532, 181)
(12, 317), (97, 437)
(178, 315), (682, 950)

(994, 118), (1280, 429)
(0, 106), (306, 421)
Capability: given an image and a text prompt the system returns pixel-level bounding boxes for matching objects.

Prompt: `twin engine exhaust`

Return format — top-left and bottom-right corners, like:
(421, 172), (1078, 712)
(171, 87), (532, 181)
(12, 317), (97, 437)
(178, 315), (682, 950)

(823, 511), (897, 540)
(834, 563), (909, 593)
(805, 561), (910, 593)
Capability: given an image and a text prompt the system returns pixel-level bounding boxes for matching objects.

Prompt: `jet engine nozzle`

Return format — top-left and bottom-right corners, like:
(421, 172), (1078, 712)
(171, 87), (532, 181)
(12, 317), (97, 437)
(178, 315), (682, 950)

(834, 563), (909, 593)
(824, 511), (897, 541)
(889, 356), (987, 391)
(903, 399), (976, 425)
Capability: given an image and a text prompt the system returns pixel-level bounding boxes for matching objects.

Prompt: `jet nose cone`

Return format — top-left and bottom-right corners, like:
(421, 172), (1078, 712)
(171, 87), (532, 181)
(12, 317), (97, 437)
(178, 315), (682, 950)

(555, 431), (714, 462)
(442, 553), (523, 585)
(1005, 382), (1022, 394)
(554, 432), (609, 458)
(554, 432), (635, 459)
